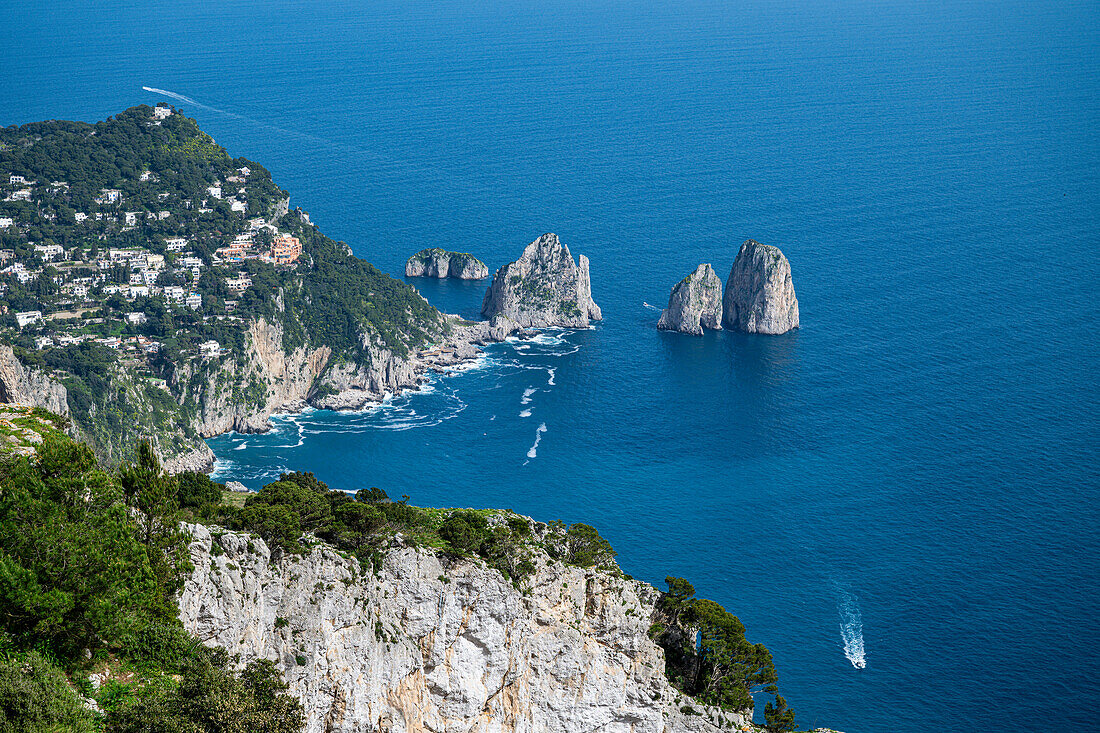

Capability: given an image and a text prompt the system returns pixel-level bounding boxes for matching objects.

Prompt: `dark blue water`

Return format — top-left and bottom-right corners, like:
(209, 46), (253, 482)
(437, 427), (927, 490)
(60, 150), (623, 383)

(5, 1), (1098, 729)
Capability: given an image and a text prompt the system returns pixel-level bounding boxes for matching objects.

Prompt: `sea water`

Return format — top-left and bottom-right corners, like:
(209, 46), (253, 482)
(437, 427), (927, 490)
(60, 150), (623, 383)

(3, 1), (1098, 729)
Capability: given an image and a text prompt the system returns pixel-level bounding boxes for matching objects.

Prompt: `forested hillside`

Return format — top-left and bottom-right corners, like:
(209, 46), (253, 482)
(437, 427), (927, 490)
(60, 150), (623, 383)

(0, 106), (445, 465)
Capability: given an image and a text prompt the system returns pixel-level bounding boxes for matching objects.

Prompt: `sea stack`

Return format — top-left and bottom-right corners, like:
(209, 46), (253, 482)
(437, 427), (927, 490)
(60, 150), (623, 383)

(657, 264), (723, 335)
(722, 239), (800, 334)
(481, 233), (602, 328)
(405, 248), (489, 279)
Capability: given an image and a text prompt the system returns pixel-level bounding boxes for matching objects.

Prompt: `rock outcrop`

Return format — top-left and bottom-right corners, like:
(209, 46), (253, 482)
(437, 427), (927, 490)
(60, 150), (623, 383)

(405, 249), (489, 279)
(0, 345), (68, 415)
(722, 239), (799, 334)
(179, 523), (749, 733)
(657, 264), (723, 335)
(481, 234), (602, 328)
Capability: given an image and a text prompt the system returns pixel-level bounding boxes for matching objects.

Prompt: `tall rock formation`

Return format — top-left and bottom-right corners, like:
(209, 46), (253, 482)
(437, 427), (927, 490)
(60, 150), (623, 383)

(481, 234), (602, 328)
(722, 239), (800, 334)
(179, 522), (750, 733)
(657, 264), (723, 335)
(405, 248), (489, 279)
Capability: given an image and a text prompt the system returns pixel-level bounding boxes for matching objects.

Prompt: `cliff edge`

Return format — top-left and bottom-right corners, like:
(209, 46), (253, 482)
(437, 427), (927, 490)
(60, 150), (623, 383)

(179, 522), (749, 733)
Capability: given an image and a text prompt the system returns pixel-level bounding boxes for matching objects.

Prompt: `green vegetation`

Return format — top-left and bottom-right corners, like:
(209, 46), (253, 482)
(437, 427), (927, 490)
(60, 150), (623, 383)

(0, 433), (794, 731)
(654, 577), (795, 729)
(0, 436), (302, 731)
(0, 106), (448, 465)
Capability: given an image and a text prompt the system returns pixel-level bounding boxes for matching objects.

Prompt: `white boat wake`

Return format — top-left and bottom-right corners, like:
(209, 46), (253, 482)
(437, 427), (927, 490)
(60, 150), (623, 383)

(526, 423), (547, 459)
(837, 586), (867, 669)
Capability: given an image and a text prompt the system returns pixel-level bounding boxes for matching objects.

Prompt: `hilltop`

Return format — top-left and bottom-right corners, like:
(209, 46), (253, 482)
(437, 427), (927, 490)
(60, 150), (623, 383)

(0, 106), (476, 468)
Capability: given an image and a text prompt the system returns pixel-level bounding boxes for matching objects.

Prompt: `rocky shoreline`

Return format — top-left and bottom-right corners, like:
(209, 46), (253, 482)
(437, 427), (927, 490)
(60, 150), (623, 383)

(188, 314), (534, 474)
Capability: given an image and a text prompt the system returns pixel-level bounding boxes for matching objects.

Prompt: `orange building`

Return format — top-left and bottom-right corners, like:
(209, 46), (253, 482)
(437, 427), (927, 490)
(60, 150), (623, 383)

(271, 235), (302, 265)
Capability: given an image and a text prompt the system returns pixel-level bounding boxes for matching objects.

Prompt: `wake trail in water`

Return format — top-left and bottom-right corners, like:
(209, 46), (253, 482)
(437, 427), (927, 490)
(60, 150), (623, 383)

(526, 423), (547, 459)
(142, 85), (377, 157)
(643, 301), (662, 312)
(837, 585), (866, 669)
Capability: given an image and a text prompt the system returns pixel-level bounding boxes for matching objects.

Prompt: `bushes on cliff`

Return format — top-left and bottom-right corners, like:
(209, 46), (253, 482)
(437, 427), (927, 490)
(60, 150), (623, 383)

(654, 577), (794, 727)
(0, 437), (303, 732)
(0, 652), (98, 733)
(544, 521), (616, 568)
(108, 648), (302, 733)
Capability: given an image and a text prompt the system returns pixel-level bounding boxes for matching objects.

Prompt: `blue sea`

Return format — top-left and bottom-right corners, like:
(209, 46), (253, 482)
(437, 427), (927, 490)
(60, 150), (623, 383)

(4, 1), (1098, 729)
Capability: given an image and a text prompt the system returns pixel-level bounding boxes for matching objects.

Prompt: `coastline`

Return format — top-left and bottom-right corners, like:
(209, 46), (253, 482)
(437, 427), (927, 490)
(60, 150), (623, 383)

(186, 314), (529, 477)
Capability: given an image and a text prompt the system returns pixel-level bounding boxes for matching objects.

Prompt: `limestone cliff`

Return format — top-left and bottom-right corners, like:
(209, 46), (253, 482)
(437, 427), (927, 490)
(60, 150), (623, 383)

(481, 234), (602, 328)
(657, 264), (723, 335)
(0, 345), (68, 415)
(722, 240), (800, 335)
(179, 523), (749, 733)
(0, 312), (515, 471)
(406, 249), (489, 279)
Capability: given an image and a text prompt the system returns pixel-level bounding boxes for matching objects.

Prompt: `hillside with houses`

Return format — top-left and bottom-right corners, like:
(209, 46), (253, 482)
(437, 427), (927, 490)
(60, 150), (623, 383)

(0, 105), (448, 466)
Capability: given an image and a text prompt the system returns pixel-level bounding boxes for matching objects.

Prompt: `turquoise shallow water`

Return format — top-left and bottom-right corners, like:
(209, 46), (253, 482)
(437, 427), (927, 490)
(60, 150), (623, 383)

(4, 1), (1099, 729)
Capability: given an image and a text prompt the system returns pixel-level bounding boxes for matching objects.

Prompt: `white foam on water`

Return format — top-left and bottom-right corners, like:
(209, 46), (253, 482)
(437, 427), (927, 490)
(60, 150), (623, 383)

(547, 368), (556, 386)
(837, 586), (867, 669)
(526, 423), (547, 458)
(521, 387), (536, 405)
(490, 414), (496, 421)
(233, 441), (248, 450)
(519, 408), (532, 418)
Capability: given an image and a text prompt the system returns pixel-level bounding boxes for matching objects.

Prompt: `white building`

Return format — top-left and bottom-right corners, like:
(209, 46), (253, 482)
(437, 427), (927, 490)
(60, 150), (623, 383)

(141, 270), (159, 286)
(34, 243), (64, 261)
(185, 292), (202, 310)
(225, 275), (252, 292)
(0, 218), (12, 228)
(74, 212), (88, 222)
(129, 285), (150, 299)
(126, 312), (148, 325)
(7, 189), (32, 202)
(164, 286), (186, 302)
(206, 185), (222, 199)
(230, 199), (247, 213)
(200, 340), (221, 358)
(15, 311), (42, 328)
(153, 106), (172, 120)
(124, 212), (141, 226)
(164, 237), (188, 251)
(34, 336), (54, 350)
(98, 189), (121, 205)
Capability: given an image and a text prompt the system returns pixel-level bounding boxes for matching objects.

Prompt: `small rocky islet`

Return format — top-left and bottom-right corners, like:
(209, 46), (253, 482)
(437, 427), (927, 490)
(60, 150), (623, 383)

(658, 239), (800, 335)
(404, 247), (489, 279)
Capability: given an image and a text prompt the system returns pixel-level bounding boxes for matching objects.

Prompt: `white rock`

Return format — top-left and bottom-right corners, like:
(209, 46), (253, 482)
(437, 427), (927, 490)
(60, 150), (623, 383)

(722, 239), (799, 334)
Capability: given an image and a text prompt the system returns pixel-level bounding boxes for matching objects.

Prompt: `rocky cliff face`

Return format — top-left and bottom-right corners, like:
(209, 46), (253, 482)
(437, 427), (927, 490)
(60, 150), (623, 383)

(179, 523), (748, 733)
(0, 345), (68, 415)
(657, 264), (723, 335)
(481, 234), (602, 328)
(406, 249), (489, 280)
(722, 240), (799, 335)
